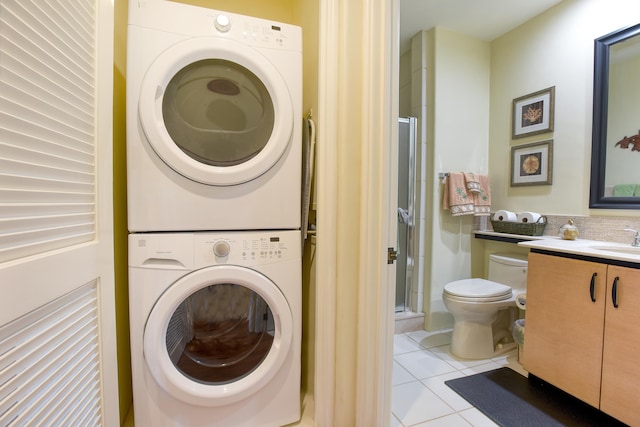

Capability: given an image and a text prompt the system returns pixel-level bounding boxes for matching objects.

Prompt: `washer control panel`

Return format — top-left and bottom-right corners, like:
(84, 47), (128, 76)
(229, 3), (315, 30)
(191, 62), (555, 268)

(129, 230), (300, 269)
(194, 230), (300, 267)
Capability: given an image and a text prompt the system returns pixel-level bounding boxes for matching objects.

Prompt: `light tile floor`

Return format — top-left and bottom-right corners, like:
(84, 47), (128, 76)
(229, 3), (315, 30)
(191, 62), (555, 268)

(391, 329), (528, 427)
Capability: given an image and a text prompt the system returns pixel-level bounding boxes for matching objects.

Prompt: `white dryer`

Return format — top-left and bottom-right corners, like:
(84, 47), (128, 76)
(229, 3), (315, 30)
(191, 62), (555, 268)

(126, 1), (302, 232)
(128, 230), (301, 427)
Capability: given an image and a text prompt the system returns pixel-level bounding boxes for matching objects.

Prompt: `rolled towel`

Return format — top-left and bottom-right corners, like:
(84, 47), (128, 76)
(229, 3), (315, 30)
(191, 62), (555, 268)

(493, 210), (517, 222)
(517, 212), (541, 223)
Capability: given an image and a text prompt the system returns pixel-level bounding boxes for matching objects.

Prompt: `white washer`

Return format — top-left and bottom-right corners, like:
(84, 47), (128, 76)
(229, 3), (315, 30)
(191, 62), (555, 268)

(126, 1), (302, 232)
(128, 230), (301, 427)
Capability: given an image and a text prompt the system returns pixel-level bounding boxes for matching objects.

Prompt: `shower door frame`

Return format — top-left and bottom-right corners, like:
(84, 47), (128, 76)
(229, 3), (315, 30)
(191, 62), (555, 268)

(396, 117), (417, 312)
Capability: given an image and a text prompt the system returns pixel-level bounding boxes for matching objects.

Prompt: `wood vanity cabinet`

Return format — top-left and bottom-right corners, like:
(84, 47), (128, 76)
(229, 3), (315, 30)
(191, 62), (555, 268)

(522, 252), (640, 426)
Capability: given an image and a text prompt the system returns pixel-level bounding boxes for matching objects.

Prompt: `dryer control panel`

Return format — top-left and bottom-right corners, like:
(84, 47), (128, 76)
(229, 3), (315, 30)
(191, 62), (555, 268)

(129, 0), (302, 52)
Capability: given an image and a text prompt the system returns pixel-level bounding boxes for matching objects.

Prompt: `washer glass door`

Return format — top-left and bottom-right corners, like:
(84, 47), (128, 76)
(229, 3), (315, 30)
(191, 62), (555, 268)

(139, 37), (294, 186)
(144, 265), (293, 407)
(169, 283), (274, 384)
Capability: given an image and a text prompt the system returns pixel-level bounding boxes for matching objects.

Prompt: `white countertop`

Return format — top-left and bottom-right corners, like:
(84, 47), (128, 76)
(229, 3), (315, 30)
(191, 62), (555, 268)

(518, 237), (640, 264)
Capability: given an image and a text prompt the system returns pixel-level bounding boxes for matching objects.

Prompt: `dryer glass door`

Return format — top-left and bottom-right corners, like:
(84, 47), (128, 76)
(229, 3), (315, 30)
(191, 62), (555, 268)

(144, 265), (293, 407)
(162, 59), (274, 168)
(138, 37), (295, 186)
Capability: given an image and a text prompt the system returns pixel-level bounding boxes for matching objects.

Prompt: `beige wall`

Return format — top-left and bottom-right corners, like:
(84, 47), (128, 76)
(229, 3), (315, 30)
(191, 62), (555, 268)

(402, 0), (640, 332)
(113, 2), (129, 423)
(489, 0), (640, 216)
(171, 0), (296, 22)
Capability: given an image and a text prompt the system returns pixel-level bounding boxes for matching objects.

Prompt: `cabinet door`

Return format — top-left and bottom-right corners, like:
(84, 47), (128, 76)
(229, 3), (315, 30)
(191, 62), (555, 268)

(600, 265), (640, 426)
(522, 253), (607, 408)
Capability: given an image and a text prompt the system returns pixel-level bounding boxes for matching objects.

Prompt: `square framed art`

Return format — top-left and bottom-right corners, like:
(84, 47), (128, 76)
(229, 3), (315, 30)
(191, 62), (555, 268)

(510, 140), (553, 186)
(512, 86), (555, 138)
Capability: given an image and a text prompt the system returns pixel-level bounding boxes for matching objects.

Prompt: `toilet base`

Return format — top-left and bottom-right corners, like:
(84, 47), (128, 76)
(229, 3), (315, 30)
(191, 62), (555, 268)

(449, 308), (517, 359)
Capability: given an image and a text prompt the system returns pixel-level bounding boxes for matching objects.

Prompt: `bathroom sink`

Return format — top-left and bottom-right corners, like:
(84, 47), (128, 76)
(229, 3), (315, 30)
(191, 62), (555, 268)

(589, 245), (640, 256)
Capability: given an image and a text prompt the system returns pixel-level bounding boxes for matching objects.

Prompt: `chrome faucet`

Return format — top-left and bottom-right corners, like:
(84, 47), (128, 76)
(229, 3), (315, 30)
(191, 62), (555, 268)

(624, 227), (640, 247)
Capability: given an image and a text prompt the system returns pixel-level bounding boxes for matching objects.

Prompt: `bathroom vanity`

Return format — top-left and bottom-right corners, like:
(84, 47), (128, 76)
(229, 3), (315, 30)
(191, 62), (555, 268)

(518, 239), (640, 427)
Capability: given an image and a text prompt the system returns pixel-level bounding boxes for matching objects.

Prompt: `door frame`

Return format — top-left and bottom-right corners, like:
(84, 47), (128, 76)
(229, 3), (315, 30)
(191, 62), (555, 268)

(315, 0), (398, 424)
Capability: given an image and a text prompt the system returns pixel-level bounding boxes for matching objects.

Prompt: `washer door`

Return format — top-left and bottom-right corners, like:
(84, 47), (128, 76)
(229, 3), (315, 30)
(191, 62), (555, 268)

(138, 37), (293, 186)
(144, 265), (293, 407)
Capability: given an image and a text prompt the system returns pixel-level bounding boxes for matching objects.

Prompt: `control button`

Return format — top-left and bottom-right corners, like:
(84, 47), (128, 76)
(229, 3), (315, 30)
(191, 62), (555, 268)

(213, 241), (231, 257)
(214, 15), (231, 32)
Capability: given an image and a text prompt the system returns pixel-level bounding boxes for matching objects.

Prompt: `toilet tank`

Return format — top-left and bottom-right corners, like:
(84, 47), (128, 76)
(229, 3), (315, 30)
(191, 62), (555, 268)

(488, 253), (528, 291)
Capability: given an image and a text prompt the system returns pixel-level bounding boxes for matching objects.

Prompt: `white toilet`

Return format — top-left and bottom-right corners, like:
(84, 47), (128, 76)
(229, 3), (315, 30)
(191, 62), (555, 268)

(443, 253), (528, 359)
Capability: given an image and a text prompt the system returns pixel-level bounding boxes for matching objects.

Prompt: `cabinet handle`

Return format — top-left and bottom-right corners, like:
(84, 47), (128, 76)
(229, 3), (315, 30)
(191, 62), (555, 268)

(612, 276), (619, 308)
(590, 272), (597, 302)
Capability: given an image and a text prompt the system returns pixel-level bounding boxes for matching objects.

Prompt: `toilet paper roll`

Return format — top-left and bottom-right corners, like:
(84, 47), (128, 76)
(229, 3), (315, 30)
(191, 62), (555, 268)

(493, 210), (517, 222)
(517, 212), (541, 223)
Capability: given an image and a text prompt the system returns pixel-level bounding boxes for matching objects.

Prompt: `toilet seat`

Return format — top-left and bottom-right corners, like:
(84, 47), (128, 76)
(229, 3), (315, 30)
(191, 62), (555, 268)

(444, 279), (512, 302)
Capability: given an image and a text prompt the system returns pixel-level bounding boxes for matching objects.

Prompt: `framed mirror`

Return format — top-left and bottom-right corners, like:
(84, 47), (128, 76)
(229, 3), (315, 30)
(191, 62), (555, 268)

(589, 22), (640, 209)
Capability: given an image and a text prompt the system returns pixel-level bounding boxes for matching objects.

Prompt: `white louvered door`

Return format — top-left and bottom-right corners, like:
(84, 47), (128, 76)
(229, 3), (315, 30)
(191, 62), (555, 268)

(0, 0), (118, 425)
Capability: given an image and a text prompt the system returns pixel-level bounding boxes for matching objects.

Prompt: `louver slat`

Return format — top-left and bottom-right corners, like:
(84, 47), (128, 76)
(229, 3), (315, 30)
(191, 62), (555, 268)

(0, 0), (97, 263)
(0, 282), (101, 426)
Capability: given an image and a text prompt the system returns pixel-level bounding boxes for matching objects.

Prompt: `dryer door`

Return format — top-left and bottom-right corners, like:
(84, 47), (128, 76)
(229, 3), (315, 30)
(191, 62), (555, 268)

(144, 265), (293, 407)
(138, 37), (293, 186)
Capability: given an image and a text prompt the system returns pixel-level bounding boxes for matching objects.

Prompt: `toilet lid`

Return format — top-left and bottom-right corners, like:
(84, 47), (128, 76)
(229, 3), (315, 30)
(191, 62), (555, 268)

(444, 279), (512, 301)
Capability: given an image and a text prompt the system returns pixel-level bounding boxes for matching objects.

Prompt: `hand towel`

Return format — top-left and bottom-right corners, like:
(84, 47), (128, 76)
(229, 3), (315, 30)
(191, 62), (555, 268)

(443, 172), (474, 216)
(463, 172), (481, 193)
(472, 174), (491, 216)
(614, 184), (636, 197)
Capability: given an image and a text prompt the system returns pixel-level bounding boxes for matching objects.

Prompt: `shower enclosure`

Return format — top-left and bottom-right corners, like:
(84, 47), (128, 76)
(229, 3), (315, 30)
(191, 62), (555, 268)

(395, 117), (417, 312)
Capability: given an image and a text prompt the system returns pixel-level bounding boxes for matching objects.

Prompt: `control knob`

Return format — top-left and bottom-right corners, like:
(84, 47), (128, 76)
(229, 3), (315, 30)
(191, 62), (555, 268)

(214, 15), (231, 32)
(213, 241), (231, 258)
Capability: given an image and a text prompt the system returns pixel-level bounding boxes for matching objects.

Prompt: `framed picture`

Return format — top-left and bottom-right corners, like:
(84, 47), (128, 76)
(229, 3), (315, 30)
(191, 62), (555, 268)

(512, 86), (555, 138)
(511, 140), (553, 186)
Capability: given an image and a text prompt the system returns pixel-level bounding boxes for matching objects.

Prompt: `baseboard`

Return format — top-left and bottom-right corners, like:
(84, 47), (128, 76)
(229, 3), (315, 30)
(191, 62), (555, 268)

(394, 311), (425, 334)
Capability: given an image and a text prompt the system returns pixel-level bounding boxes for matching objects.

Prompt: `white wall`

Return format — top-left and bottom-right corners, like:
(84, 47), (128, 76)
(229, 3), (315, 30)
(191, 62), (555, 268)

(399, 51), (412, 118)
(410, 28), (491, 330)
(409, 31), (428, 316)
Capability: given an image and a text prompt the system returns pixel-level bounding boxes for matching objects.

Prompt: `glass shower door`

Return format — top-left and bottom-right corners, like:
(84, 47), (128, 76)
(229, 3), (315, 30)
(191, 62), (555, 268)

(396, 117), (416, 312)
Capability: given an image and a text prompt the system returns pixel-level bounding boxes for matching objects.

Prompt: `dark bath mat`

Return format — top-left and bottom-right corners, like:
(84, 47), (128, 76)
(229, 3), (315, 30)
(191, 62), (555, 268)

(445, 367), (627, 427)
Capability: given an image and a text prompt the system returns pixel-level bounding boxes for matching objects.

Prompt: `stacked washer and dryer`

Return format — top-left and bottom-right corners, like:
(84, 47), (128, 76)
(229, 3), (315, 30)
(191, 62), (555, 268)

(126, 2), (302, 426)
